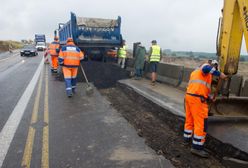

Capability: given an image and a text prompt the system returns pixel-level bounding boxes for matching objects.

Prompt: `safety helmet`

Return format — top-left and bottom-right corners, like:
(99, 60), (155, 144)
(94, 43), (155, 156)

(211, 59), (218, 65)
(67, 37), (73, 43)
(208, 59), (218, 65)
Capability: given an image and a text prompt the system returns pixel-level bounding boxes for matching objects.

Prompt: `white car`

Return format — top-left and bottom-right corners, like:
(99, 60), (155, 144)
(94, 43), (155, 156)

(35, 42), (46, 51)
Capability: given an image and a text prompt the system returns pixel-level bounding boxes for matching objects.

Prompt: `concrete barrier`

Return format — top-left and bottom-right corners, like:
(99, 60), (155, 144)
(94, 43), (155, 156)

(241, 79), (248, 97)
(126, 60), (246, 96)
(144, 62), (184, 86)
(157, 63), (184, 86)
(179, 67), (194, 90)
(144, 61), (150, 73)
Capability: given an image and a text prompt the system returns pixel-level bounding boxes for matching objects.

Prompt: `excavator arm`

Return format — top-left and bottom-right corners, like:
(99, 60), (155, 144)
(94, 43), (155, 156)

(218, 0), (248, 75)
(208, 0), (248, 116)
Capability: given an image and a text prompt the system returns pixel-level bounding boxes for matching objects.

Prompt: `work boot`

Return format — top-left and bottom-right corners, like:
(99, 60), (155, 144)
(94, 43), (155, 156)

(190, 148), (209, 158)
(66, 90), (73, 98)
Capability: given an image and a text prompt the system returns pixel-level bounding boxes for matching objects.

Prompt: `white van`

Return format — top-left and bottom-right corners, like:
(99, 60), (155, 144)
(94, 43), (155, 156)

(35, 42), (46, 51)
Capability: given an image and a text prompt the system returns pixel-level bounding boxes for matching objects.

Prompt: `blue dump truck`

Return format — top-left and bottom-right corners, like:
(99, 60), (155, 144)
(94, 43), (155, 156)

(57, 12), (122, 61)
(34, 34), (46, 51)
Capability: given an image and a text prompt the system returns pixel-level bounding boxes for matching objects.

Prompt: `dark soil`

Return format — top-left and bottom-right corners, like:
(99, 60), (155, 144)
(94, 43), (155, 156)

(79, 61), (130, 88)
(82, 61), (225, 167)
(99, 86), (224, 168)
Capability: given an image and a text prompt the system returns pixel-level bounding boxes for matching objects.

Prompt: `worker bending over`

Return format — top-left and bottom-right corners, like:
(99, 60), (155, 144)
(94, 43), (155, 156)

(148, 40), (162, 85)
(49, 37), (60, 73)
(118, 40), (127, 69)
(58, 38), (84, 97)
(183, 60), (227, 158)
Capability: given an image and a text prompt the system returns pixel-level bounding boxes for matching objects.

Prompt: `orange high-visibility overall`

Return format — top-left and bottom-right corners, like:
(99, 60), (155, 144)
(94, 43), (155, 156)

(184, 66), (212, 150)
(58, 41), (84, 95)
(49, 40), (60, 71)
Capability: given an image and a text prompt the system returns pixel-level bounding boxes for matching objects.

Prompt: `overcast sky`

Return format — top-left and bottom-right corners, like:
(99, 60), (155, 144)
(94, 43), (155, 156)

(0, 0), (238, 53)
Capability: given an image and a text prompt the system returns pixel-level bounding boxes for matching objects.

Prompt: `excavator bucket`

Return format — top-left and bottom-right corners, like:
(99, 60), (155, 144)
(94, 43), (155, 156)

(210, 97), (248, 118)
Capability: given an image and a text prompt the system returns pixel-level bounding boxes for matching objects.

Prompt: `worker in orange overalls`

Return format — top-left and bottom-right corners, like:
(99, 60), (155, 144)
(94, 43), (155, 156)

(183, 60), (227, 158)
(48, 36), (60, 73)
(58, 38), (84, 97)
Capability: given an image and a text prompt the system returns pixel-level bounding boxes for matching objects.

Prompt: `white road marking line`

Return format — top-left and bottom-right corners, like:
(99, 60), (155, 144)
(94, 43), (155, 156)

(0, 57), (44, 167)
(0, 53), (18, 62)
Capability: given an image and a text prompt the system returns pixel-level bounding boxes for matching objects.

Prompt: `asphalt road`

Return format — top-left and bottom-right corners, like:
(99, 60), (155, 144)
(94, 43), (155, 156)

(0, 52), (173, 168)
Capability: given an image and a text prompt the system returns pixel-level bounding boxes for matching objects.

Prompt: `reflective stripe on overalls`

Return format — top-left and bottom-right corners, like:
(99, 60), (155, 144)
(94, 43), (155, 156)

(184, 66), (212, 150)
(188, 79), (211, 91)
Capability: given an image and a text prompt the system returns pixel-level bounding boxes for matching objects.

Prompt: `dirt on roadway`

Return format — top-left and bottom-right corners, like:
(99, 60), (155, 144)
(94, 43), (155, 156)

(81, 61), (225, 167)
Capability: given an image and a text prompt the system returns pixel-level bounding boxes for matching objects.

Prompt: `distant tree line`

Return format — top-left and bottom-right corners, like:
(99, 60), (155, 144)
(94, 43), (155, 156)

(163, 49), (248, 62)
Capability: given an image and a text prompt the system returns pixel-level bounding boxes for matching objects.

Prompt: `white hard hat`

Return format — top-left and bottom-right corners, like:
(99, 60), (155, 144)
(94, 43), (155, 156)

(211, 60), (218, 65)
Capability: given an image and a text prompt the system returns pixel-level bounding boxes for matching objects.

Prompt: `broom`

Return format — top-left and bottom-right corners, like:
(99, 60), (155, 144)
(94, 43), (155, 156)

(80, 64), (94, 95)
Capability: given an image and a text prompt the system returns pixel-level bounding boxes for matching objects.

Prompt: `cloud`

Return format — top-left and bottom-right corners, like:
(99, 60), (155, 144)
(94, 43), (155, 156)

(0, 0), (230, 52)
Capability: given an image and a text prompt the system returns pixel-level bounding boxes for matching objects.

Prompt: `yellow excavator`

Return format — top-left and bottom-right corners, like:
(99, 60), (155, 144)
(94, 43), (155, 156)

(218, 0), (248, 75)
(217, 0), (248, 91)
(210, 0), (248, 117)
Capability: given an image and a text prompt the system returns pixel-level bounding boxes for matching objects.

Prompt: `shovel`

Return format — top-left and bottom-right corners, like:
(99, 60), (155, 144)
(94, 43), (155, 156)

(80, 64), (94, 95)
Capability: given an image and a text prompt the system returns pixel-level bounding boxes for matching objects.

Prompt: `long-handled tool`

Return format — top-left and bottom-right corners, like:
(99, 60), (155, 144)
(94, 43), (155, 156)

(80, 64), (94, 95)
(209, 78), (224, 115)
